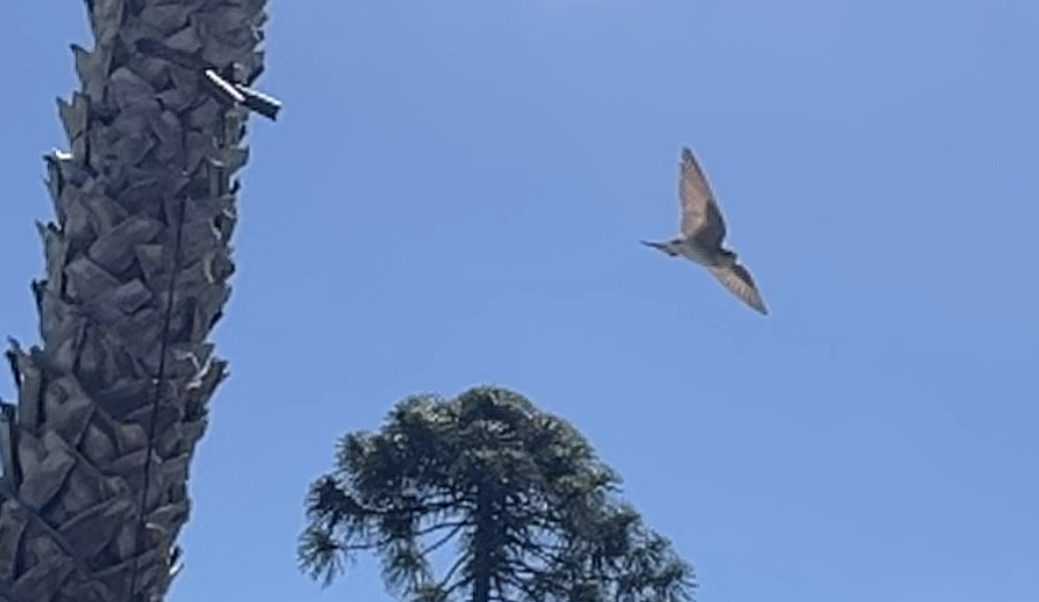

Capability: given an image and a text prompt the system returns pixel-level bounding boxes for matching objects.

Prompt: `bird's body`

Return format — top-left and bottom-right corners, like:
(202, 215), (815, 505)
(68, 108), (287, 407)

(642, 147), (768, 315)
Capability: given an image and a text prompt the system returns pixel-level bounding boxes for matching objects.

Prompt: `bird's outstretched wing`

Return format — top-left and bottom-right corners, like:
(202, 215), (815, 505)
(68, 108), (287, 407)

(708, 263), (768, 315)
(679, 147), (726, 246)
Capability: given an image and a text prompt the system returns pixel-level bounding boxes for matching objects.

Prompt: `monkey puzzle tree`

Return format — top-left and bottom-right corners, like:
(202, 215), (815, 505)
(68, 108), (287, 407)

(299, 386), (694, 602)
(0, 1), (278, 601)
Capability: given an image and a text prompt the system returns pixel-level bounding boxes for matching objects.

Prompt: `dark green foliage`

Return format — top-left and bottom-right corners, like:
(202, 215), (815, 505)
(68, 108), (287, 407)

(298, 386), (694, 602)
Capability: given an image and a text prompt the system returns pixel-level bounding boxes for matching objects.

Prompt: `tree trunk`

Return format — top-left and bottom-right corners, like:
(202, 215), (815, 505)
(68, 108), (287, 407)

(471, 484), (493, 602)
(470, 478), (509, 602)
(0, 1), (272, 601)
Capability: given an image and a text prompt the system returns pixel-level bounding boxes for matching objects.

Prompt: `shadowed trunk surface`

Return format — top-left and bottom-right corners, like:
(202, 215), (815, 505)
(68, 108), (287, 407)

(0, 1), (272, 601)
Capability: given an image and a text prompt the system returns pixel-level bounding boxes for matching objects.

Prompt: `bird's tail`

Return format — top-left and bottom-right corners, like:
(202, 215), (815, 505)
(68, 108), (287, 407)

(640, 240), (678, 256)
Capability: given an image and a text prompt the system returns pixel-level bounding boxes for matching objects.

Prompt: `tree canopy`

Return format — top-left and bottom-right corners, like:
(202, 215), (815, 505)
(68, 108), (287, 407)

(298, 386), (694, 602)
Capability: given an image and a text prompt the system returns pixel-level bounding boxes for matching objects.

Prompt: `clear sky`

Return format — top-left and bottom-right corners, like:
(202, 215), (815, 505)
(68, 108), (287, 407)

(2, 1), (1037, 601)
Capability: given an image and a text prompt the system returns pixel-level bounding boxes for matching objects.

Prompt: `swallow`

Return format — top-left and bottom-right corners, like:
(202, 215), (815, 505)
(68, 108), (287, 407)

(642, 147), (768, 315)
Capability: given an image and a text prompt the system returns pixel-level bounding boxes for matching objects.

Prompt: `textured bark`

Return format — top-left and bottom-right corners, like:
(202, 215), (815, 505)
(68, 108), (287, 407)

(0, 1), (274, 601)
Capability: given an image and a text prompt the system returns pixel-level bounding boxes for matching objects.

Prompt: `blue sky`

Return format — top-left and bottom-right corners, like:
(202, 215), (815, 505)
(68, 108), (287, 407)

(2, 1), (1037, 601)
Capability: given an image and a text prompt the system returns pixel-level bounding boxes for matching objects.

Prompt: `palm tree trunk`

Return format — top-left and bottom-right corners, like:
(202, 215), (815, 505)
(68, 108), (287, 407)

(0, 1), (276, 601)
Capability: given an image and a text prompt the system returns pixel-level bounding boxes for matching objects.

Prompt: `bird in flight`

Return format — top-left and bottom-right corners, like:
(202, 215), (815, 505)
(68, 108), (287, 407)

(641, 147), (768, 315)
